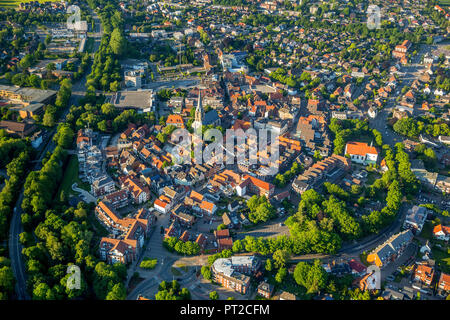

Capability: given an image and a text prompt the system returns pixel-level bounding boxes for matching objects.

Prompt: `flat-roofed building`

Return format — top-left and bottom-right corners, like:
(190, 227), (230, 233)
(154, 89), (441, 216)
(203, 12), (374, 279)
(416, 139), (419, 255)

(403, 206), (428, 234)
(0, 85), (57, 105)
(257, 281), (274, 299)
(124, 70), (143, 89)
(109, 90), (155, 113)
(0, 85), (57, 119)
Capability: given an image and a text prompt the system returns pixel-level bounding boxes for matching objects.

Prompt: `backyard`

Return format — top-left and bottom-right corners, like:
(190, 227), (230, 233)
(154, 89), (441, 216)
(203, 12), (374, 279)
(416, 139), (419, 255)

(432, 246), (450, 274)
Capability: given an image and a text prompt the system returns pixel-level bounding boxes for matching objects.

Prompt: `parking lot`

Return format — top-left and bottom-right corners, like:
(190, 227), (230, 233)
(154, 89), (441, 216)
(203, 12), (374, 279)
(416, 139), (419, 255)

(234, 215), (290, 240)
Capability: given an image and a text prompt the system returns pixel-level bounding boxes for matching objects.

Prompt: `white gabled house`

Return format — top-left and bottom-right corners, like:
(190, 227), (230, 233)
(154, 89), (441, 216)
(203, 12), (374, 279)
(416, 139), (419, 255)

(344, 142), (379, 165)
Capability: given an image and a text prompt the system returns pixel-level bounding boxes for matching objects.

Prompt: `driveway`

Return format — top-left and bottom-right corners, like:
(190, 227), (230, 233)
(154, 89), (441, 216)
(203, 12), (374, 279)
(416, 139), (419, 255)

(380, 242), (417, 282)
(71, 183), (96, 203)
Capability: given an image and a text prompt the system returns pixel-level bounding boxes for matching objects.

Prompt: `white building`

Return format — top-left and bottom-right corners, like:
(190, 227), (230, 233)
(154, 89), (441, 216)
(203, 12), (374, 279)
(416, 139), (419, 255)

(403, 206), (428, 234)
(433, 224), (450, 241)
(344, 142), (378, 165)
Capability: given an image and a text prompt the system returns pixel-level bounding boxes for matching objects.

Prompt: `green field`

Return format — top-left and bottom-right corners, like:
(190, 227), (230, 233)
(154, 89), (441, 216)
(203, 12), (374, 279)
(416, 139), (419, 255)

(57, 155), (90, 198)
(439, 0), (450, 7)
(85, 37), (95, 53)
(0, 0), (61, 8)
(432, 246), (450, 274)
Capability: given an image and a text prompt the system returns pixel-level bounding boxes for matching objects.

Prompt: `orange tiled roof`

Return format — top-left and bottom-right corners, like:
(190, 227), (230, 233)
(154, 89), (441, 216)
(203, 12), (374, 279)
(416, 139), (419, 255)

(166, 114), (185, 128)
(200, 200), (215, 213)
(346, 142), (378, 156)
(154, 199), (168, 208)
(190, 190), (204, 202)
(439, 273), (450, 291)
(242, 174), (273, 192)
(433, 224), (450, 235)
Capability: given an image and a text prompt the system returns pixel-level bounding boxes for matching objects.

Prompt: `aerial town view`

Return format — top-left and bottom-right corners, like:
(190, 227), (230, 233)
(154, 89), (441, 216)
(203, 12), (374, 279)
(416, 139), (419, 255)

(0, 0), (448, 311)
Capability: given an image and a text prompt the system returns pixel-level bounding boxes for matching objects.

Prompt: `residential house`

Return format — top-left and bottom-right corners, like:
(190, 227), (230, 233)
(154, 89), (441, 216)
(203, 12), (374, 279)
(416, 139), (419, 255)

(96, 202), (154, 264)
(91, 175), (116, 197)
(366, 230), (414, 268)
(104, 189), (129, 209)
(279, 291), (297, 300)
(438, 273), (450, 292)
(122, 177), (150, 204)
(0, 120), (37, 138)
(236, 175), (275, 198)
(414, 263), (435, 287)
(214, 229), (233, 251)
(403, 206), (428, 234)
(292, 154), (350, 194)
(257, 282), (274, 299)
(171, 204), (196, 227)
(433, 224), (450, 241)
(345, 141), (378, 165)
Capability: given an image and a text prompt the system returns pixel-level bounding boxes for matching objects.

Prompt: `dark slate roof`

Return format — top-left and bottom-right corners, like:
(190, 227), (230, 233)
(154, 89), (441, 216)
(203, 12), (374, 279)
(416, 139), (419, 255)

(204, 109), (220, 126)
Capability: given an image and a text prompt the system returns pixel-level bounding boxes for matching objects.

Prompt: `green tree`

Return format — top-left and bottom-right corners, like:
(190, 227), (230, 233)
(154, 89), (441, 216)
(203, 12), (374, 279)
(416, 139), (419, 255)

(265, 258), (273, 272)
(201, 266), (212, 280)
(293, 260), (327, 294)
(209, 291), (219, 300)
(110, 28), (126, 56)
(0, 266), (15, 296)
(275, 267), (287, 283)
(272, 249), (290, 269)
(106, 283), (127, 300)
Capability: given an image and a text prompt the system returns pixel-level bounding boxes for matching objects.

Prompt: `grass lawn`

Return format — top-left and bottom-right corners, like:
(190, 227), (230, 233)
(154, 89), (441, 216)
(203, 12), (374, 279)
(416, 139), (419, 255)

(0, 0), (59, 8)
(432, 246), (450, 274)
(439, 0), (450, 6)
(85, 37), (95, 53)
(139, 258), (158, 270)
(57, 155), (90, 198)
(365, 172), (380, 186)
(419, 221), (434, 241)
(359, 252), (370, 267)
(353, 134), (374, 145)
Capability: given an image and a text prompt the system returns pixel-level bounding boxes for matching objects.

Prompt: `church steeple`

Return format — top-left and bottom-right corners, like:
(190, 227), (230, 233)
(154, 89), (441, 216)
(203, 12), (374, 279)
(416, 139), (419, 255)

(193, 89), (204, 134)
(195, 89), (204, 123)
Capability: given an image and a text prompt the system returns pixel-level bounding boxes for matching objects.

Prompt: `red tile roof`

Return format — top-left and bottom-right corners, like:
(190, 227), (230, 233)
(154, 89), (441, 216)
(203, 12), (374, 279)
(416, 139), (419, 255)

(346, 142), (378, 156)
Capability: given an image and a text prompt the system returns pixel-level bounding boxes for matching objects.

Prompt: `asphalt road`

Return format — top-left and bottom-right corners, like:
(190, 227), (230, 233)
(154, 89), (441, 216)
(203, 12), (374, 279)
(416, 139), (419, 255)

(369, 44), (431, 147)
